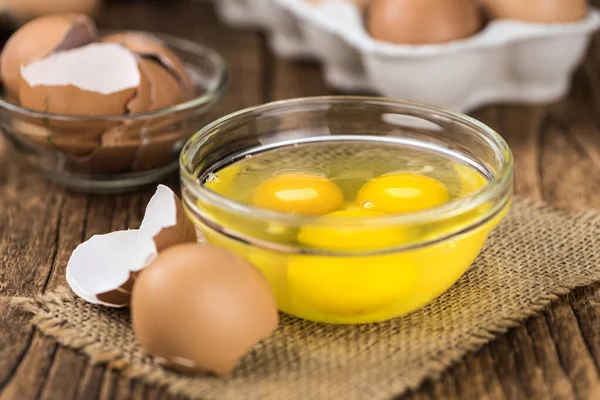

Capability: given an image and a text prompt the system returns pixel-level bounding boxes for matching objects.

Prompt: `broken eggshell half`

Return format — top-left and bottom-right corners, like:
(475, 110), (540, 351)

(66, 185), (198, 307)
(100, 31), (193, 99)
(0, 13), (97, 100)
(66, 229), (156, 307)
(139, 184), (198, 252)
(19, 42), (140, 116)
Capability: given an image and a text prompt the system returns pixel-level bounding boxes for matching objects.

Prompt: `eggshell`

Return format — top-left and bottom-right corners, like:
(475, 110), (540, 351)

(19, 43), (140, 116)
(12, 119), (101, 156)
(66, 229), (158, 308)
(367, 0), (482, 44)
(126, 59), (152, 114)
(101, 32), (193, 98)
(131, 243), (278, 376)
(65, 185), (198, 306)
(3, 0), (102, 20)
(481, 0), (588, 23)
(0, 13), (97, 99)
(138, 184), (197, 252)
(19, 81), (136, 116)
(138, 58), (184, 111)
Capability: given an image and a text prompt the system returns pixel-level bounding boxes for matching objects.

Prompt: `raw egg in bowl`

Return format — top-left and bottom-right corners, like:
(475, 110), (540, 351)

(180, 97), (513, 324)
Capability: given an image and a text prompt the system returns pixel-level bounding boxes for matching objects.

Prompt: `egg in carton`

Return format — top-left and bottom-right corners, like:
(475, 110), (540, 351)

(216, 0), (600, 113)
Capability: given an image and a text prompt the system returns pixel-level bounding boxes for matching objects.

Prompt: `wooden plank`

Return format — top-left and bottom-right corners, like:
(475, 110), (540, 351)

(76, 364), (106, 400)
(0, 335), (58, 400)
(526, 313), (578, 399)
(543, 298), (600, 399)
(505, 325), (550, 399)
(39, 349), (87, 400)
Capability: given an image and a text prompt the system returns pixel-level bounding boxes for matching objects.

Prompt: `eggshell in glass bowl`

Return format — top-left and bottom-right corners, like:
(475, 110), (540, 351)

(18, 42), (141, 116)
(101, 31), (193, 97)
(12, 119), (101, 156)
(0, 13), (97, 99)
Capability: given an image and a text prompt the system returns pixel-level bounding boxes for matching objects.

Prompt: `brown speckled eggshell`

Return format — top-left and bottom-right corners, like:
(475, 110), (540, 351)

(131, 243), (279, 376)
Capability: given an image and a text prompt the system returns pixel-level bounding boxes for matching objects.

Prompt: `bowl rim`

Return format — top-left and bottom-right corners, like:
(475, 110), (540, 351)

(0, 30), (229, 121)
(180, 96), (514, 252)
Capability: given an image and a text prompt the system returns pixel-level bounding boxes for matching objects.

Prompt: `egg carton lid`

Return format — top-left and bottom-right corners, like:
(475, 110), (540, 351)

(274, 0), (600, 57)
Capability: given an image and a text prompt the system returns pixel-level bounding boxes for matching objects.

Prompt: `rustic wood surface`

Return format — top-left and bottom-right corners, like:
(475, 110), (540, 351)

(2, 0), (600, 399)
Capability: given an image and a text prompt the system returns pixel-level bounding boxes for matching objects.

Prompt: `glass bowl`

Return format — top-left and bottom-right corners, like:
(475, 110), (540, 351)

(180, 96), (513, 324)
(0, 31), (228, 193)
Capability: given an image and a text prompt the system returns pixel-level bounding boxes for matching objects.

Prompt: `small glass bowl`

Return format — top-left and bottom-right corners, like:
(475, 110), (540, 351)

(180, 97), (513, 324)
(0, 31), (228, 193)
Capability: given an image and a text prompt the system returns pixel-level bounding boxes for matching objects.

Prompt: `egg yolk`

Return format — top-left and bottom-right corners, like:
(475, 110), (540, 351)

(356, 172), (449, 214)
(297, 208), (407, 251)
(251, 173), (344, 215)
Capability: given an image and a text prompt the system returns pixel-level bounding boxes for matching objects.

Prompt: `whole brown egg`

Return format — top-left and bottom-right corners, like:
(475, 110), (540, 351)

(481, 0), (588, 23)
(367, 0), (483, 45)
(131, 243), (279, 376)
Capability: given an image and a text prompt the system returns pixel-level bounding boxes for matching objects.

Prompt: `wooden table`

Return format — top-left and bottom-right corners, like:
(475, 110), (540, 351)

(2, 1), (600, 399)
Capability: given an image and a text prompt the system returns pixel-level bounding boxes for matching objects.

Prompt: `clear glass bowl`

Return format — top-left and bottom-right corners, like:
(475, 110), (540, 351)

(0, 31), (228, 193)
(180, 97), (513, 324)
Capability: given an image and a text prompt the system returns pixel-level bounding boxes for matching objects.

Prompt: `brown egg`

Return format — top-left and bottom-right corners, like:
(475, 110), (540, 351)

(101, 32), (193, 99)
(3, 0), (102, 21)
(481, 0), (588, 23)
(131, 243), (279, 376)
(0, 13), (97, 99)
(367, 0), (482, 44)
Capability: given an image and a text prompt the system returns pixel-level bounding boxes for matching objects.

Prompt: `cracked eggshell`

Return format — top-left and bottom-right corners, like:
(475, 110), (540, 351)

(367, 0), (482, 45)
(66, 229), (158, 307)
(126, 57), (152, 114)
(139, 184), (197, 252)
(480, 0), (588, 23)
(131, 243), (279, 376)
(101, 31), (193, 99)
(138, 58), (184, 111)
(19, 43), (140, 116)
(11, 119), (101, 156)
(0, 13), (97, 100)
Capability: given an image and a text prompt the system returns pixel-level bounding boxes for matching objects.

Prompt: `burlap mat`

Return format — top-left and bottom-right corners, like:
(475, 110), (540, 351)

(13, 198), (600, 400)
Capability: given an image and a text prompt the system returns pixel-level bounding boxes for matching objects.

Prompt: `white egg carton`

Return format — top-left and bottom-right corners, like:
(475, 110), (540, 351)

(215, 0), (600, 113)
